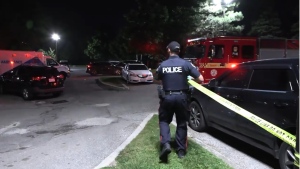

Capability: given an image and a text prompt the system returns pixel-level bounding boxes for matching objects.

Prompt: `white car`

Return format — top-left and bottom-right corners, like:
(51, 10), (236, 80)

(121, 64), (153, 83)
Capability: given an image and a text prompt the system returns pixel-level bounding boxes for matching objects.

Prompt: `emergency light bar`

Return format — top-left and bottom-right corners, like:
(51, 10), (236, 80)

(187, 37), (207, 42)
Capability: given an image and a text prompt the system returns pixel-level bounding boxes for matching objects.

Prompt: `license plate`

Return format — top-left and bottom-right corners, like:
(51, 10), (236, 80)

(140, 78), (146, 82)
(49, 78), (55, 82)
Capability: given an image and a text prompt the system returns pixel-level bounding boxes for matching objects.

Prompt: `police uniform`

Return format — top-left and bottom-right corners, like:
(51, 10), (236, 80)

(156, 41), (201, 159)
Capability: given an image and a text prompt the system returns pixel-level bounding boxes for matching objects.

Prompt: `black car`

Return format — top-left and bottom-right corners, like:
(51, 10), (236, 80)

(189, 58), (299, 169)
(0, 65), (65, 100)
(86, 61), (122, 75)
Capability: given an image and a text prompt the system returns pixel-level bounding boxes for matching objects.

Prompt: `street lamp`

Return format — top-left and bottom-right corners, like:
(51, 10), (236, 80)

(52, 33), (60, 60)
(213, 0), (233, 35)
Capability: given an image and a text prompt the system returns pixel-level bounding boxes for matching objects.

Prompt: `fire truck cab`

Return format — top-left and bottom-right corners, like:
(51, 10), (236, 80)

(185, 36), (258, 83)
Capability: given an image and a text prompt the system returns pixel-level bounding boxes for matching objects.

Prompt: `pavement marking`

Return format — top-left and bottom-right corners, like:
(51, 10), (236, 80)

(94, 112), (155, 169)
(94, 103), (110, 107)
(3, 128), (29, 135)
(75, 117), (116, 126)
(0, 122), (20, 135)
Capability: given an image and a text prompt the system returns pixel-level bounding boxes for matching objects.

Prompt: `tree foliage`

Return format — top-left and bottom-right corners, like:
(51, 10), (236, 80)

(192, 0), (244, 37)
(39, 47), (56, 59)
(247, 8), (282, 37)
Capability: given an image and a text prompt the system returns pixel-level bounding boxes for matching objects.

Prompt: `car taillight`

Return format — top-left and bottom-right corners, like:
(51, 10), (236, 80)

(57, 74), (64, 79)
(32, 76), (46, 81)
(87, 65), (91, 68)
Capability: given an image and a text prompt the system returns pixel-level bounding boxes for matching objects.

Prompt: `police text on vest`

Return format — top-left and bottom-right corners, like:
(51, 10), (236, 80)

(162, 67), (182, 73)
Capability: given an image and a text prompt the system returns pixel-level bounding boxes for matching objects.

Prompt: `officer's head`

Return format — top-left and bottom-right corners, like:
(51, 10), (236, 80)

(166, 41), (180, 55)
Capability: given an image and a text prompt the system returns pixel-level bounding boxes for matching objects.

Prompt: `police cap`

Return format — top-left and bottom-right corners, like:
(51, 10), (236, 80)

(166, 41), (180, 52)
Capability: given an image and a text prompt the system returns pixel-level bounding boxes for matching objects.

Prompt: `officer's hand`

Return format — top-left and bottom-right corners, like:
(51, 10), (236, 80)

(187, 76), (194, 80)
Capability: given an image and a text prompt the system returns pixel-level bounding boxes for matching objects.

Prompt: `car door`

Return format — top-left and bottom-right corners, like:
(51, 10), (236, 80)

(12, 66), (32, 93)
(205, 67), (251, 131)
(1, 69), (16, 92)
(236, 66), (299, 148)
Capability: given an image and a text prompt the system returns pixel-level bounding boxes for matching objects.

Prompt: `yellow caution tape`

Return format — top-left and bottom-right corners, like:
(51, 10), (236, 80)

(295, 152), (300, 167)
(188, 80), (296, 148)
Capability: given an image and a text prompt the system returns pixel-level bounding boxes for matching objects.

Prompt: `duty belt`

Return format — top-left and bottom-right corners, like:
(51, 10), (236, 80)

(165, 90), (187, 95)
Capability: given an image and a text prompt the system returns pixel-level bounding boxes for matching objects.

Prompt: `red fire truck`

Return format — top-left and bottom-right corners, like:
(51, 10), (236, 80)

(184, 36), (299, 83)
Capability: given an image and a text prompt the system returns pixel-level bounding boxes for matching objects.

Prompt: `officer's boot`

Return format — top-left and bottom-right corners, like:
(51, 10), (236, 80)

(159, 143), (171, 161)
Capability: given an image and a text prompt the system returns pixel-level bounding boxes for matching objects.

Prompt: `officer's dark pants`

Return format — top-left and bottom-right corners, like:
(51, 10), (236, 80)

(159, 93), (189, 151)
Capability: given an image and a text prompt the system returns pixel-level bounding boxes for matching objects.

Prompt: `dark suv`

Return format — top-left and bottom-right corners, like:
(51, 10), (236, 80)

(0, 65), (65, 100)
(189, 58), (299, 169)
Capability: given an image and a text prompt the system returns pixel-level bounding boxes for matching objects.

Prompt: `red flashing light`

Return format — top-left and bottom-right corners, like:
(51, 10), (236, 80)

(231, 64), (237, 68)
(10, 61), (14, 64)
(12, 54), (16, 57)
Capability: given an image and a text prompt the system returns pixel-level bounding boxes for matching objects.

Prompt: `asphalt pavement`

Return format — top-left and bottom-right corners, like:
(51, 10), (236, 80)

(0, 66), (277, 169)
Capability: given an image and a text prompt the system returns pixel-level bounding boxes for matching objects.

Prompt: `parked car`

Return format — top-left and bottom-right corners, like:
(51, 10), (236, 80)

(108, 60), (120, 66)
(188, 58), (299, 169)
(86, 61), (122, 75)
(121, 63), (153, 83)
(59, 60), (70, 71)
(0, 65), (65, 100)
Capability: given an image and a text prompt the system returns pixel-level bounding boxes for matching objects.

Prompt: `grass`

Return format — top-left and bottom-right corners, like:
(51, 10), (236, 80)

(101, 114), (233, 169)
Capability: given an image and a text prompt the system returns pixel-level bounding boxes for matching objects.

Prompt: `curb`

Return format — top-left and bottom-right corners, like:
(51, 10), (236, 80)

(98, 77), (129, 90)
(94, 113), (156, 169)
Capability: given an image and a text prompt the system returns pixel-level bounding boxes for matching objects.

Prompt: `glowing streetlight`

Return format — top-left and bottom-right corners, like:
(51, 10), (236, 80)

(52, 33), (60, 60)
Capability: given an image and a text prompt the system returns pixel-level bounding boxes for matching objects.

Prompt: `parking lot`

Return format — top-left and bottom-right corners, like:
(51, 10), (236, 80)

(0, 66), (278, 169)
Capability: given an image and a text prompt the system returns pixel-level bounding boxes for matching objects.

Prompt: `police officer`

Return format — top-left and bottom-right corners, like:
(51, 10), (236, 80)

(156, 41), (204, 161)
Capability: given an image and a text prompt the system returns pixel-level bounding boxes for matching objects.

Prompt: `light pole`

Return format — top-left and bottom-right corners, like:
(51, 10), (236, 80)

(52, 33), (60, 61)
(213, 0), (233, 35)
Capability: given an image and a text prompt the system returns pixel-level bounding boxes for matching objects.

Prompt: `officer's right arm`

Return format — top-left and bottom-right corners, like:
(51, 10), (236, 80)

(187, 62), (204, 83)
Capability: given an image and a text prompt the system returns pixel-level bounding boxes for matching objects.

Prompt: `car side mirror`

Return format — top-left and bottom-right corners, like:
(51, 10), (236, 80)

(148, 68), (151, 71)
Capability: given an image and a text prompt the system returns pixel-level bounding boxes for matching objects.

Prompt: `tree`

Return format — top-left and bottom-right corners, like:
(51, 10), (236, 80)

(122, 0), (203, 55)
(38, 48), (56, 59)
(247, 7), (282, 37)
(191, 0), (244, 37)
(84, 33), (111, 61)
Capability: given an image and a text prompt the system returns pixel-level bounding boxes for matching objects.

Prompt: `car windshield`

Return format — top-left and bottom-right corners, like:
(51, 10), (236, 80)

(128, 65), (148, 70)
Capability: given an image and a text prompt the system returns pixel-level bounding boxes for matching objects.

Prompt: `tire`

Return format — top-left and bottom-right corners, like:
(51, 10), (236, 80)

(91, 69), (97, 76)
(188, 101), (207, 132)
(126, 76), (130, 84)
(22, 88), (33, 100)
(279, 141), (295, 169)
(115, 69), (121, 75)
(53, 92), (62, 97)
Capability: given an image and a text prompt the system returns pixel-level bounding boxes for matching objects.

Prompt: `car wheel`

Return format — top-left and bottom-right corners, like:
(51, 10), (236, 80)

(279, 141), (295, 169)
(22, 88), (33, 100)
(188, 101), (207, 132)
(91, 69), (97, 76)
(115, 69), (121, 75)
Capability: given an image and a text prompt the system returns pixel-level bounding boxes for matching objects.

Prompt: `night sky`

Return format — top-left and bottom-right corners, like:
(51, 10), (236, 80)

(0, 0), (298, 63)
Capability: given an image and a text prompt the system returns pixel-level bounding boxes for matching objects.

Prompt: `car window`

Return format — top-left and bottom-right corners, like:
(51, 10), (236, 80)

(128, 65), (148, 70)
(47, 58), (59, 66)
(218, 68), (250, 88)
(249, 69), (292, 91)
